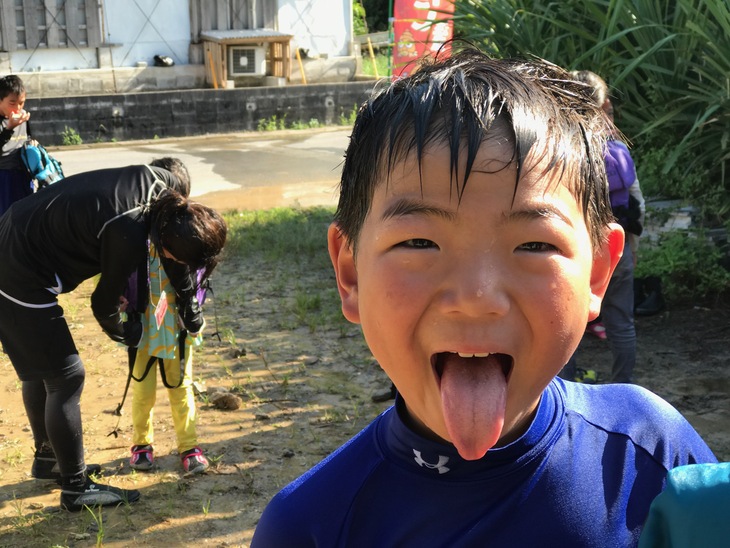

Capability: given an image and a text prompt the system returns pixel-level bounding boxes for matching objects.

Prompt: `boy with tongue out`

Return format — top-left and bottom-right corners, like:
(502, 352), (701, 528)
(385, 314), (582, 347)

(252, 49), (716, 547)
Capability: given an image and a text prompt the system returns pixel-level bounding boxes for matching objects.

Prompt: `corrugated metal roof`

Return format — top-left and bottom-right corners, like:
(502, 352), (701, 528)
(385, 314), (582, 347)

(201, 29), (293, 41)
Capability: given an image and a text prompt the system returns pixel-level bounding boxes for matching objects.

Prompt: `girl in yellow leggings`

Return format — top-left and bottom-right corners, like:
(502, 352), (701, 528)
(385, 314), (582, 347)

(129, 337), (208, 474)
(128, 241), (209, 474)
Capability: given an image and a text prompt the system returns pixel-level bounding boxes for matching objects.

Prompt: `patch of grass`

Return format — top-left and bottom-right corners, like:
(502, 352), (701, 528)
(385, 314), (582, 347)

(223, 207), (333, 264)
(9, 495), (31, 529)
(85, 505), (105, 547)
(60, 126), (83, 146)
(339, 104), (358, 126)
(218, 327), (237, 347)
(259, 115), (323, 132)
(292, 291), (323, 332)
(221, 207), (349, 334)
(360, 52), (390, 78)
(1, 439), (26, 468)
(58, 294), (85, 323)
(290, 118), (322, 130)
(257, 115), (287, 132)
(4, 494), (60, 543)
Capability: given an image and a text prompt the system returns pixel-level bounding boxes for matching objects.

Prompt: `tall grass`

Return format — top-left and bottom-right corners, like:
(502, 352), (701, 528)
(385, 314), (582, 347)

(454, 0), (729, 219)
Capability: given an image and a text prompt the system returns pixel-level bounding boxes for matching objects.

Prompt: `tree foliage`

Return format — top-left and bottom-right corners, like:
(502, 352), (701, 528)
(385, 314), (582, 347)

(453, 0), (729, 222)
(353, 1), (369, 35)
(361, 0), (391, 32)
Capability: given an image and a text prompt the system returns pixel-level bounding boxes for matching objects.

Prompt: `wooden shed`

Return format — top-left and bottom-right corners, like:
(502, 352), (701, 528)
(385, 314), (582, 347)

(201, 29), (293, 88)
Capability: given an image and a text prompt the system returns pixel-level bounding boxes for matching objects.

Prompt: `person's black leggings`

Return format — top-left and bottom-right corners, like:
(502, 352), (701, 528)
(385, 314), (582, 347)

(0, 295), (90, 482)
(22, 361), (86, 478)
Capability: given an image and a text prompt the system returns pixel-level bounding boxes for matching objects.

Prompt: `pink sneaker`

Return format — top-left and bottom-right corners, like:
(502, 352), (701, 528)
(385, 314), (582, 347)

(181, 446), (209, 474)
(130, 445), (154, 471)
(586, 322), (607, 340)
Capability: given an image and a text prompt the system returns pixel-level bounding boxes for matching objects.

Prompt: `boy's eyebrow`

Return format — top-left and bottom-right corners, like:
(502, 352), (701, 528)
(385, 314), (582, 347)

(381, 198), (457, 221)
(504, 206), (574, 227)
(381, 200), (575, 226)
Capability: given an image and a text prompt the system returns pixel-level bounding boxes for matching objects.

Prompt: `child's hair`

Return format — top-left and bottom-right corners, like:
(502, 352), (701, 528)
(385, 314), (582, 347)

(149, 157), (191, 197)
(148, 190), (227, 281)
(0, 75), (25, 99)
(335, 48), (614, 250)
(570, 70), (609, 108)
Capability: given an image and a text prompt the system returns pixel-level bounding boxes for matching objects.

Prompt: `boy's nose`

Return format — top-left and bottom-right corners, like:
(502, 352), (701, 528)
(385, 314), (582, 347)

(440, 256), (510, 317)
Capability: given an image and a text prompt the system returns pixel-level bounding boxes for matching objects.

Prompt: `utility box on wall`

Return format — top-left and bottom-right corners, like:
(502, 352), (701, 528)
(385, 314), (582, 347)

(228, 46), (267, 76)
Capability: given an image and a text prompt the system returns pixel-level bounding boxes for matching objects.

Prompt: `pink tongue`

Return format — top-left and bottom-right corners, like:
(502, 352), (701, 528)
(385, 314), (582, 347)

(440, 354), (507, 460)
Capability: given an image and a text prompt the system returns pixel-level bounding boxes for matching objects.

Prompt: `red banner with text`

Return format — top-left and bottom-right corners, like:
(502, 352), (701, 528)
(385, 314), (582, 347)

(392, 0), (455, 78)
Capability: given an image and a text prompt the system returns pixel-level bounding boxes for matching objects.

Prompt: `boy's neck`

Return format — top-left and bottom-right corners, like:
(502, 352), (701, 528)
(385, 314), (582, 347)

(397, 393), (541, 451)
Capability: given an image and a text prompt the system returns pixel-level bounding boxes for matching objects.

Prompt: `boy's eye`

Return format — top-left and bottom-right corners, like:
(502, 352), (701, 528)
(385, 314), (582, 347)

(400, 238), (437, 249)
(517, 241), (558, 253)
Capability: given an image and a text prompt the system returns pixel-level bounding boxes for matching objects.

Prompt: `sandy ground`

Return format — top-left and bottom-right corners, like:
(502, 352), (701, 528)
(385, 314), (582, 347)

(0, 252), (728, 547)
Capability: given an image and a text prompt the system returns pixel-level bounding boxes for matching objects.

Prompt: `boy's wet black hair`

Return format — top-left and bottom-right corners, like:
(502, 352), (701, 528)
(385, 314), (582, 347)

(0, 75), (25, 99)
(334, 48), (614, 251)
(149, 157), (191, 197)
(570, 70), (609, 108)
(148, 190), (227, 282)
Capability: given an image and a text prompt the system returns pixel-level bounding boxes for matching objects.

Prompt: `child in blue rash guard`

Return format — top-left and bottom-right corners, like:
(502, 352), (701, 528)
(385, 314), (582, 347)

(251, 49), (716, 547)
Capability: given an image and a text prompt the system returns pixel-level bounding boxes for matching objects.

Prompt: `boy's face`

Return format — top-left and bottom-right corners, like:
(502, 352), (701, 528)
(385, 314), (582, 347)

(0, 92), (25, 118)
(329, 141), (623, 461)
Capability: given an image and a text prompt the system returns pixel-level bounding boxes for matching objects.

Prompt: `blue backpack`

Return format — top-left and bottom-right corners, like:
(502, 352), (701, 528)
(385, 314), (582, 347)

(21, 141), (65, 187)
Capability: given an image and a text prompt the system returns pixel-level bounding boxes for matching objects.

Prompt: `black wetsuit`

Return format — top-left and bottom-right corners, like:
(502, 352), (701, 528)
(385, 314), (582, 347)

(0, 164), (193, 482)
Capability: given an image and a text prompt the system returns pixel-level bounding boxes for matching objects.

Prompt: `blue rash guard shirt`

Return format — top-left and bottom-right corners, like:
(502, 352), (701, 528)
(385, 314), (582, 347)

(252, 378), (717, 547)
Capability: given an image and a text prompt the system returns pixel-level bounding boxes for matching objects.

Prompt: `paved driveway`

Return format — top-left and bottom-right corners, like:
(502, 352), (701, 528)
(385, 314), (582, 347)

(52, 127), (350, 211)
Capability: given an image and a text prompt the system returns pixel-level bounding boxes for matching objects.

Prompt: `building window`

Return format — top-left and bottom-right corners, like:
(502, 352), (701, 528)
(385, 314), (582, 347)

(0, 0), (101, 52)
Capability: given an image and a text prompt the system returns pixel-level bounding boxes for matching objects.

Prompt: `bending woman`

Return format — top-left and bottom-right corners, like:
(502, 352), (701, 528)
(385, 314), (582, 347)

(0, 158), (226, 511)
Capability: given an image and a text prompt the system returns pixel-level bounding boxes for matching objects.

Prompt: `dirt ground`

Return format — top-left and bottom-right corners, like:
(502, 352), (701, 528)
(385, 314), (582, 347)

(0, 253), (728, 547)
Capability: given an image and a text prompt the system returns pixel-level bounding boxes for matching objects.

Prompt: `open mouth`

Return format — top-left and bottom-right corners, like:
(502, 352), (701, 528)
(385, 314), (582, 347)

(433, 352), (513, 383)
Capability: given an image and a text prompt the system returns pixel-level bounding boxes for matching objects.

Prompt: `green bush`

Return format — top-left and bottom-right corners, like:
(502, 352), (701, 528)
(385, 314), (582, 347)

(635, 135), (726, 224)
(636, 229), (730, 306)
(60, 126), (83, 146)
(339, 104), (359, 126)
(361, 0), (389, 32)
(354, 1), (368, 35)
(257, 115), (287, 132)
(290, 118), (322, 130)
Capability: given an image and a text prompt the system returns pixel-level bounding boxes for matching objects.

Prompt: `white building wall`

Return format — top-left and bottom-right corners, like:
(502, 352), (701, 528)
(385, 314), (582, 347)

(5, 0), (190, 72)
(5, 0), (352, 72)
(103, 0), (192, 67)
(8, 46), (94, 73)
(277, 0), (352, 57)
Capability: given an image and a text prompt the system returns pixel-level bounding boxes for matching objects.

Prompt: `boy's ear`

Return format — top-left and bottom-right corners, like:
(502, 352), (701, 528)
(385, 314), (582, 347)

(327, 222), (361, 324)
(588, 223), (625, 320)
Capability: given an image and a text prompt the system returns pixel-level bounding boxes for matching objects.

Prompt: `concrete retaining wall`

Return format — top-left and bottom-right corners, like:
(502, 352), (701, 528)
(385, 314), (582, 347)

(26, 81), (376, 146)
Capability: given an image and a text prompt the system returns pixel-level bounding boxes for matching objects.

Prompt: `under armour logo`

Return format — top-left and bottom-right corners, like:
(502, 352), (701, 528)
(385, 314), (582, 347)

(413, 449), (450, 474)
